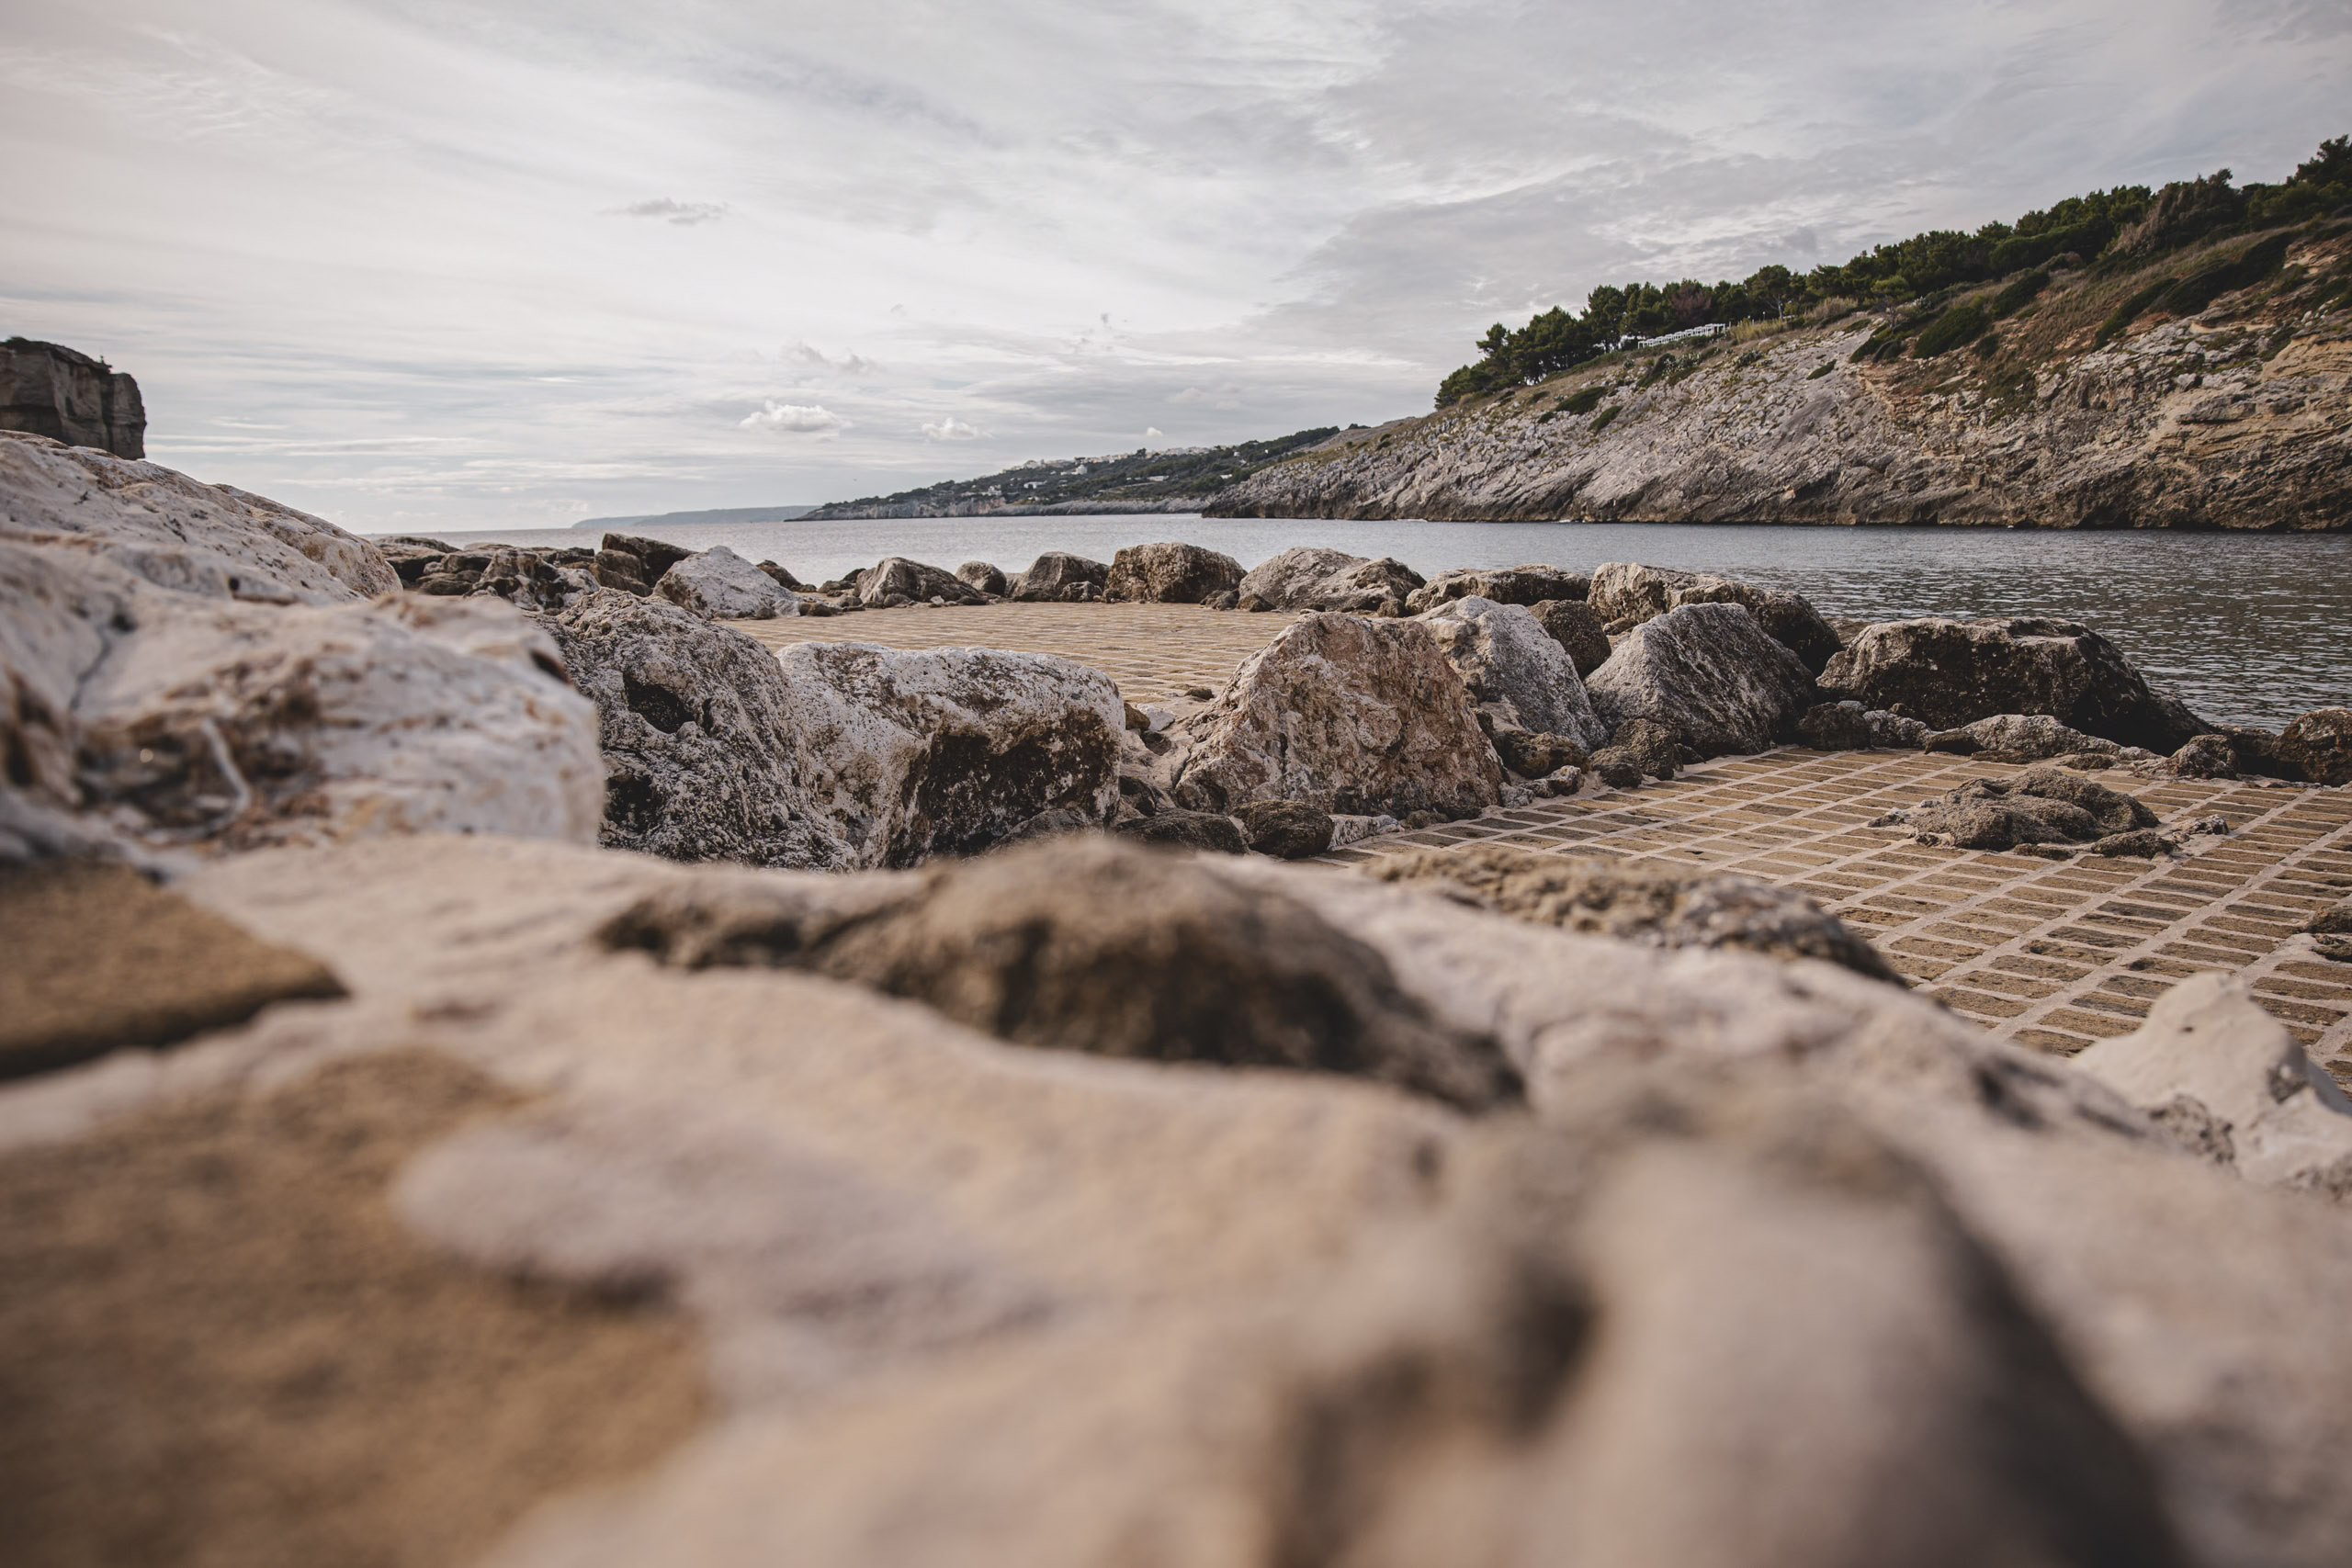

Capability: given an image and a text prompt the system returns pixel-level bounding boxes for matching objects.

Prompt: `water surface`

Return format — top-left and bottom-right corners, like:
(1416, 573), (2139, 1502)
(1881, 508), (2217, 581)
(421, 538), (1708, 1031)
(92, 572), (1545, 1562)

(383, 516), (2352, 729)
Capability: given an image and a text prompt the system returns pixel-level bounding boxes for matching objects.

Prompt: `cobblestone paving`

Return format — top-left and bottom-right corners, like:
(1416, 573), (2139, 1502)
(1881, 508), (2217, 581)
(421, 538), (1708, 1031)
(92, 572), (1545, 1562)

(729, 604), (2352, 1080)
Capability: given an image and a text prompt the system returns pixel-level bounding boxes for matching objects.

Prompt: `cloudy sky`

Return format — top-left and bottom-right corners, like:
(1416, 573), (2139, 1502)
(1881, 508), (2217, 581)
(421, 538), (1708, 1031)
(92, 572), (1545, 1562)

(6, 1), (2346, 531)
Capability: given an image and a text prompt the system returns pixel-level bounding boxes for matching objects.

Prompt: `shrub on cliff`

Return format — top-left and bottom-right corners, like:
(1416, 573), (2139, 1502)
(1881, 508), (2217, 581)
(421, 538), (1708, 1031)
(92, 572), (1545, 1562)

(1914, 303), (1992, 357)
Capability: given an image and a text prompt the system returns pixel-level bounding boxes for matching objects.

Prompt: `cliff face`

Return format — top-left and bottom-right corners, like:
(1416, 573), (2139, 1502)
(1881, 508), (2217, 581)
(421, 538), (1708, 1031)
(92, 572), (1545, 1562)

(1, 339), (145, 459)
(1211, 226), (2352, 530)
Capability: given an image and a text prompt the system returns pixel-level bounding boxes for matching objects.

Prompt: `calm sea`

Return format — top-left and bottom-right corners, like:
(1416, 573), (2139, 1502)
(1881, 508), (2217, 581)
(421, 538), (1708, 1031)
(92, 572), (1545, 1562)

(379, 515), (2352, 730)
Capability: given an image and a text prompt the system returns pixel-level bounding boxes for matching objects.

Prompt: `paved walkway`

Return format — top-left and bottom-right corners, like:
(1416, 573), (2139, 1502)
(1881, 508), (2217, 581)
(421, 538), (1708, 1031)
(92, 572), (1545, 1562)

(729, 604), (2352, 1078)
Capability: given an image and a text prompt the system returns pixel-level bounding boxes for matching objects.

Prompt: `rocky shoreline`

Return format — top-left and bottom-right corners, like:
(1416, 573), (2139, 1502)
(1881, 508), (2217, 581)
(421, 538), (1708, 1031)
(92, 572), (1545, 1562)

(7, 427), (2352, 1566)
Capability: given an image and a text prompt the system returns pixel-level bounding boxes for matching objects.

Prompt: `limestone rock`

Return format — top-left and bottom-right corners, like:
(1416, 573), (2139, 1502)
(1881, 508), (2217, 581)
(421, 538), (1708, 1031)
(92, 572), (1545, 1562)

(653, 546), (800, 621)
(1404, 563), (1589, 615)
(545, 591), (853, 869)
(1798, 700), (1928, 750)
(1588, 561), (1696, 626)
(1170, 613), (1501, 818)
(1530, 597), (1611, 675)
(1114, 811), (1247, 854)
(1601, 717), (1682, 779)
(1884, 762), (2161, 852)
(0, 430), (394, 604)
(1011, 552), (1109, 604)
(1929, 712), (2123, 761)
(1234, 547), (1423, 611)
(1233, 799), (1334, 860)
(1490, 728), (1587, 780)
(1584, 602), (1818, 756)
(1419, 597), (1609, 750)
(955, 561), (1008, 596)
(2168, 733), (2239, 779)
(776, 640), (1124, 867)
(592, 534), (693, 596)
(0, 339), (145, 458)
(1104, 543), (1243, 604)
(1371, 842), (1899, 981)
(1589, 563), (1841, 672)
(1821, 617), (2209, 752)
(2075, 972), (2352, 1193)
(859, 557), (986, 608)
(2278, 706), (2352, 785)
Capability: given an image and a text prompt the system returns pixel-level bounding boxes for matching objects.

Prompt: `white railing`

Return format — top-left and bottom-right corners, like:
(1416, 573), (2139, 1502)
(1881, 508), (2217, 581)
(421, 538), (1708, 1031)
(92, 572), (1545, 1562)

(1610, 321), (1729, 351)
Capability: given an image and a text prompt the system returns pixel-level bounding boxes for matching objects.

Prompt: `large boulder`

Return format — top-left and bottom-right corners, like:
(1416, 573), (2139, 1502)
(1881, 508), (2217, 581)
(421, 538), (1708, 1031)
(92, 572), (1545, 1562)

(1531, 598), (1611, 675)
(1170, 613), (1500, 818)
(1418, 596), (1608, 750)
(1104, 543), (1243, 604)
(859, 557), (987, 608)
(2278, 707), (2352, 786)
(1404, 563), (1589, 615)
(955, 561), (1008, 597)
(1588, 560), (1697, 625)
(776, 641), (1124, 866)
(1, 429), (394, 604)
(1235, 547), (1423, 611)
(1820, 617), (2210, 753)
(545, 591), (852, 869)
(1589, 562), (1841, 673)
(592, 533), (693, 596)
(1583, 602), (1818, 756)
(1010, 552), (1109, 604)
(653, 546), (799, 621)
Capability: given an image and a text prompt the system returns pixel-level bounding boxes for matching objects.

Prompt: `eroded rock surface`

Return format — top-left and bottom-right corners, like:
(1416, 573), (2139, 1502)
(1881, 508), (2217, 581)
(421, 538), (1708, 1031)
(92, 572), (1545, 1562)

(1798, 700), (1930, 751)
(1419, 596), (1609, 750)
(1584, 602), (1818, 756)
(1404, 562), (1589, 614)
(859, 557), (987, 609)
(2279, 706), (2352, 785)
(653, 546), (799, 620)
(0, 339), (145, 458)
(1879, 762), (2164, 853)
(1011, 552), (1109, 603)
(1104, 542), (1243, 604)
(1530, 597), (1611, 675)
(1234, 546), (1423, 611)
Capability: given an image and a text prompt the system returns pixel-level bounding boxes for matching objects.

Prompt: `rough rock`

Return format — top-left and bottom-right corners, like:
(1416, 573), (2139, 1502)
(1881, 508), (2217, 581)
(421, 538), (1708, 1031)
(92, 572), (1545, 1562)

(1103, 542), (1244, 604)
(1419, 597), (1609, 750)
(1404, 563), (1589, 615)
(1798, 700), (1929, 750)
(2075, 972), (2352, 1193)
(955, 561), (1008, 597)
(1883, 763), (2162, 852)
(1114, 810), (1248, 854)
(1233, 547), (1424, 612)
(1671, 576), (1846, 674)
(2168, 733), (2239, 778)
(1821, 617), (2209, 752)
(2278, 706), (2352, 785)
(1490, 728), (1587, 780)
(1233, 799), (1334, 860)
(1587, 561), (1695, 626)
(1530, 597), (1611, 675)
(1603, 717), (1682, 778)
(545, 591), (854, 869)
(776, 641), (1123, 867)
(1010, 552), (1109, 604)
(1329, 813), (1400, 848)
(1170, 613), (1501, 818)
(0, 339), (145, 458)
(591, 534), (693, 596)
(1584, 602), (1818, 756)
(1928, 712), (2125, 761)
(1, 430), (395, 604)
(652, 546), (799, 621)
(1370, 842), (1900, 982)
(859, 557), (987, 609)
(2308, 898), (2352, 937)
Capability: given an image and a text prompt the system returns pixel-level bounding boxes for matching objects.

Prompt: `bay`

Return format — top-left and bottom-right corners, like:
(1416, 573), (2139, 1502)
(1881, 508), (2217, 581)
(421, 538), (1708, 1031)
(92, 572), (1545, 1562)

(379, 515), (2352, 730)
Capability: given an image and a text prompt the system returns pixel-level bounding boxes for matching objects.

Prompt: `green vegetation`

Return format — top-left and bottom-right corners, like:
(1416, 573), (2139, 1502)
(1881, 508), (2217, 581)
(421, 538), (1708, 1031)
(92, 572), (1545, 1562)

(1915, 302), (1991, 358)
(1435, 134), (2351, 406)
(1560, 385), (1609, 416)
(1588, 405), (1623, 434)
(2096, 278), (2177, 346)
(804, 426), (1345, 519)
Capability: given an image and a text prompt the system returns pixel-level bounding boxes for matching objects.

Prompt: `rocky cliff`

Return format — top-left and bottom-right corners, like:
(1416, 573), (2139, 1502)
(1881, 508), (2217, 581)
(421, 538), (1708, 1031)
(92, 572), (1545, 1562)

(1, 339), (145, 459)
(1211, 222), (2352, 529)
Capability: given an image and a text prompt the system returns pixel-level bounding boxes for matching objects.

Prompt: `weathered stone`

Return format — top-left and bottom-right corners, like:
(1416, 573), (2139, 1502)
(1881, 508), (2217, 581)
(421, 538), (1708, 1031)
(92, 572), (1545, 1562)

(1885, 762), (2161, 852)
(2076, 973), (2352, 1193)
(1491, 728), (1587, 780)
(1670, 576), (1846, 675)
(1370, 842), (1900, 982)
(1010, 552), (1109, 604)
(955, 561), (1008, 596)
(1584, 602), (1818, 756)
(1, 430), (395, 604)
(546, 591), (854, 869)
(1404, 563), (1589, 615)
(379, 536), (459, 584)
(0, 339), (144, 457)
(1530, 597), (1611, 675)
(594, 534), (694, 596)
(859, 557), (987, 608)
(2278, 706), (2352, 785)
(1234, 547), (1423, 611)
(2169, 733), (2239, 778)
(1233, 799), (1334, 860)
(1104, 543), (1243, 604)
(653, 546), (800, 621)
(1604, 717), (1682, 778)
(1419, 597), (1609, 750)
(1170, 614), (1501, 818)
(2089, 828), (2179, 859)
(1821, 617), (2209, 752)
(2308, 898), (2352, 936)
(1799, 700), (1929, 750)
(1940, 712), (2123, 761)
(1587, 561), (1696, 625)
(755, 560), (804, 590)
(1114, 809), (1249, 854)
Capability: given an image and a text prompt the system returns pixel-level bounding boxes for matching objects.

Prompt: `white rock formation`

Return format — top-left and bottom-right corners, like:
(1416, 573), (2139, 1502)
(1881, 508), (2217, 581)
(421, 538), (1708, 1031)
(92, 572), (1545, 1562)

(1418, 595), (1609, 750)
(653, 546), (799, 620)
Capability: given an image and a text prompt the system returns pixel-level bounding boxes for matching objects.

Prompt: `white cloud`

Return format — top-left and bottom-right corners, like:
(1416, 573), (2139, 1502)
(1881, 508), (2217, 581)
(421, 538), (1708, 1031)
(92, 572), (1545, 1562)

(1144, 426), (1164, 441)
(922, 415), (979, 440)
(741, 400), (848, 437)
(786, 341), (881, 376)
(607, 197), (729, 225)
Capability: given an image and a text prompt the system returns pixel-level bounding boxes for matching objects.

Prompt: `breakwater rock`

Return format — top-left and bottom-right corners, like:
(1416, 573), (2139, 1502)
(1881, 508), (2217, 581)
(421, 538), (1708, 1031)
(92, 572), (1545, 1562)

(1208, 225), (2352, 529)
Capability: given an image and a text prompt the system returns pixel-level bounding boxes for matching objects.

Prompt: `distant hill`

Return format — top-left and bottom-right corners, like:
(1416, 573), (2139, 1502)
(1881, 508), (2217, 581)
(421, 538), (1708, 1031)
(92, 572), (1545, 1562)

(802, 428), (1352, 519)
(572, 504), (818, 530)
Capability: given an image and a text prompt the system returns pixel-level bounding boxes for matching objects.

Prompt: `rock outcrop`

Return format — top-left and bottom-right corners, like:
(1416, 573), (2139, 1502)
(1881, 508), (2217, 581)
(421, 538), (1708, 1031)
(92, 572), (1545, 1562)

(1234, 546), (1424, 611)
(1170, 613), (1501, 818)
(1419, 596), (1609, 750)
(652, 545), (799, 620)
(1822, 616), (2209, 752)
(1877, 762), (2163, 853)
(0, 339), (145, 458)
(1404, 563), (1589, 614)
(1797, 700), (1931, 750)
(591, 533), (692, 596)
(1584, 602), (1818, 755)
(1011, 552), (1109, 603)
(1103, 542), (1243, 604)
(859, 557), (987, 608)
(955, 561), (1008, 596)
(1588, 562), (1844, 673)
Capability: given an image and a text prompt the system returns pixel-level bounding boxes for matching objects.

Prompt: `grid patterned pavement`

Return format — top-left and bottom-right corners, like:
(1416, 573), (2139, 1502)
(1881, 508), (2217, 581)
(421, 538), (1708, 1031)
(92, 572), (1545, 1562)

(725, 604), (2352, 1077)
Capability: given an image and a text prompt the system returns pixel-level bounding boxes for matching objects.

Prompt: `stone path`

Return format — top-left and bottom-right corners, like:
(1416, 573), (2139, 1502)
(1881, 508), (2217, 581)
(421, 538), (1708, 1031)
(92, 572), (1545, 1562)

(730, 604), (2352, 1081)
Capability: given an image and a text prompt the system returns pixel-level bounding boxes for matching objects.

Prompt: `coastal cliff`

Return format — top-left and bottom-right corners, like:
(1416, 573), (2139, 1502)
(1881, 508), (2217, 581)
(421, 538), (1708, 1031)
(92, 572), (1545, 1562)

(0, 338), (145, 460)
(1210, 222), (2352, 530)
